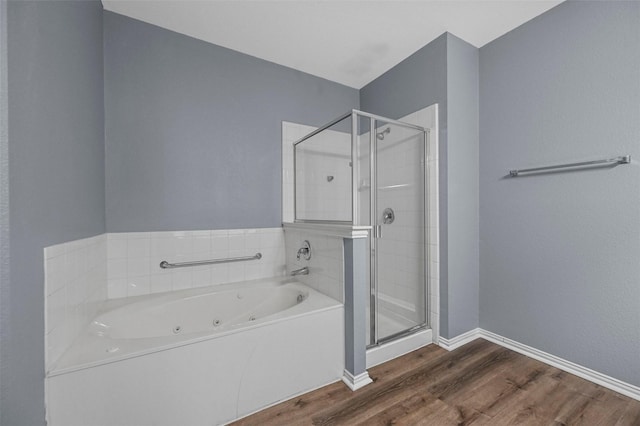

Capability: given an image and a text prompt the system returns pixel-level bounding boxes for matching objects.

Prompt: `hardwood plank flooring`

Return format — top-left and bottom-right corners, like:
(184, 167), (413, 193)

(232, 339), (640, 426)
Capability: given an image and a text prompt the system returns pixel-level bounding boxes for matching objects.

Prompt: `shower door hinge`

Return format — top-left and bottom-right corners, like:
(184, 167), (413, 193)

(373, 225), (382, 239)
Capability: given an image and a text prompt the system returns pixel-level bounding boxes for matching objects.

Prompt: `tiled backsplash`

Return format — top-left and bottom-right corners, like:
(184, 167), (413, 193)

(107, 228), (286, 298)
(284, 228), (344, 303)
(44, 234), (107, 371)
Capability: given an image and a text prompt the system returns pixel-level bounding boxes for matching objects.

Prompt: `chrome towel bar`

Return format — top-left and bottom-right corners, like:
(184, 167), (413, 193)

(509, 155), (630, 177)
(159, 253), (262, 269)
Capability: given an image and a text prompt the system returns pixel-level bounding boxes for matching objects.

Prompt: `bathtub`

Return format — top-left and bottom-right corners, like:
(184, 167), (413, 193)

(46, 277), (344, 426)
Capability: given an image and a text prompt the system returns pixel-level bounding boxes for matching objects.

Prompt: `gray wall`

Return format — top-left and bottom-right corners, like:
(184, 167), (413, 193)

(480, 0), (640, 387)
(360, 33), (479, 339)
(104, 12), (359, 232)
(445, 34), (479, 338)
(0, 0), (10, 422)
(359, 34), (448, 122)
(3, 1), (105, 424)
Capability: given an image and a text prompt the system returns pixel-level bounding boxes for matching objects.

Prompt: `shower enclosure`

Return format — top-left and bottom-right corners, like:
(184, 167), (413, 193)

(294, 110), (429, 347)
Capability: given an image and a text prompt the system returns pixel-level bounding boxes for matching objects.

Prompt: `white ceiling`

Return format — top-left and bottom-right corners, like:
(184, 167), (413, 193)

(102, 0), (563, 89)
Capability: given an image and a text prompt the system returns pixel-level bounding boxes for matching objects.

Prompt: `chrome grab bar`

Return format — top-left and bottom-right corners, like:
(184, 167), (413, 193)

(159, 253), (262, 269)
(509, 155), (630, 177)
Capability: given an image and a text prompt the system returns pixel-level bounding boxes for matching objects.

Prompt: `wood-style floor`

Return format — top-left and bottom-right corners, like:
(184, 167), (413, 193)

(232, 339), (640, 425)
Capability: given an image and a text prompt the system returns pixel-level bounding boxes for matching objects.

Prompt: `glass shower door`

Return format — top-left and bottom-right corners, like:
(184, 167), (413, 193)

(371, 119), (427, 344)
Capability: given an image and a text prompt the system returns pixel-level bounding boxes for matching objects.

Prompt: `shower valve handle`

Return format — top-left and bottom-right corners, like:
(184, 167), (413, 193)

(296, 240), (312, 261)
(382, 208), (395, 224)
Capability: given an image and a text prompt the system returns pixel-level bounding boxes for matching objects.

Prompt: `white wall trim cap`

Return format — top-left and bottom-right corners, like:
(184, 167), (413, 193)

(283, 222), (370, 239)
(342, 370), (373, 391)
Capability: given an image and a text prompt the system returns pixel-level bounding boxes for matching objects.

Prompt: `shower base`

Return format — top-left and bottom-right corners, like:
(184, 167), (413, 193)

(366, 327), (432, 368)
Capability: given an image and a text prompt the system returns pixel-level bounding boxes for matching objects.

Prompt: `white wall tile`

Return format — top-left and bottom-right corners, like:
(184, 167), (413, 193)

(228, 233), (245, 252)
(171, 269), (192, 291)
(45, 256), (66, 296)
(44, 234), (107, 371)
(127, 237), (150, 258)
(150, 273), (172, 294)
(175, 236), (193, 255)
(106, 238), (126, 259)
(192, 235), (211, 254)
(284, 228), (344, 303)
(127, 276), (150, 297)
(108, 278), (128, 299)
(45, 243), (66, 260)
(107, 258), (127, 280)
(127, 256), (150, 278)
(105, 228), (286, 299)
(211, 264), (229, 285)
(211, 233), (229, 252)
(46, 288), (66, 335)
(192, 267), (212, 288)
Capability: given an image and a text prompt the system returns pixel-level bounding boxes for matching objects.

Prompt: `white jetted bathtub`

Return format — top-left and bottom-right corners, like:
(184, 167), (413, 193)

(46, 277), (344, 426)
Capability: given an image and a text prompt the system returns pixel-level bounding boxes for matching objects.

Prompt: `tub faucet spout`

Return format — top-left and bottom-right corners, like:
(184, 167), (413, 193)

(291, 267), (309, 276)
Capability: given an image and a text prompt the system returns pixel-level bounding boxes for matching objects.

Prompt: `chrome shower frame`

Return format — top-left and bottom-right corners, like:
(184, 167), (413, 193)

(292, 109), (431, 348)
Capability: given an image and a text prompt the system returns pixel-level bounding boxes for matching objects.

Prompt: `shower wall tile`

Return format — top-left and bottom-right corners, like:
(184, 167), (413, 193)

(403, 105), (440, 338)
(44, 234), (108, 371)
(284, 228), (344, 303)
(366, 111), (429, 323)
(106, 228), (286, 299)
(282, 121), (317, 223)
(282, 121), (352, 223)
(358, 105), (440, 334)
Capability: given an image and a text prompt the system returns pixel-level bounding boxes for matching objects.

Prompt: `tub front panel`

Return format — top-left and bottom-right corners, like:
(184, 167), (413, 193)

(46, 305), (344, 426)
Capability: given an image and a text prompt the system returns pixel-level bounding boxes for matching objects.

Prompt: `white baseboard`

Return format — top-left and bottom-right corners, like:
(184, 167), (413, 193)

(438, 328), (640, 402)
(342, 370), (373, 391)
(437, 328), (482, 351)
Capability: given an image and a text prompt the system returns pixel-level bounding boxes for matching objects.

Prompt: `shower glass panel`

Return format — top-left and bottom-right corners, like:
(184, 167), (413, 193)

(294, 115), (353, 222)
(369, 119), (427, 345)
(354, 114), (371, 226)
(293, 110), (428, 348)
